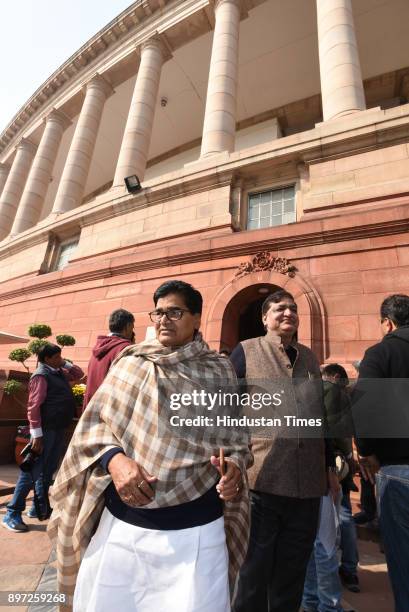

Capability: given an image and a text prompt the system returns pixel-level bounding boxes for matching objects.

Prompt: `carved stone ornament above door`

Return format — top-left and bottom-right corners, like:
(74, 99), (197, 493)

(235, 252), (297, 279)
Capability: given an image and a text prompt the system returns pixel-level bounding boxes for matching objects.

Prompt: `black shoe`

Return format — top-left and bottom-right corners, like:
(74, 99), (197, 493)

(353, 510), (375, 525)
(339, 567), (360, 593)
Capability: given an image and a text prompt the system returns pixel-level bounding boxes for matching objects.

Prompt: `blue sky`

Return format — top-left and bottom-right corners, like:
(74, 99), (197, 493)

(0, 0), (133, 133)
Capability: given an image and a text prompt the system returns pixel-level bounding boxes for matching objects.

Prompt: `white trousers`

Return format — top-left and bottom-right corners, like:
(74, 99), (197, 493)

(73, 508), (230, 612)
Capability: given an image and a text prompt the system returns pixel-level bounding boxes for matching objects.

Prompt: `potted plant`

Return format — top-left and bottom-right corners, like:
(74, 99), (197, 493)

(72, 383), (86, 417)
(0, 377), (29, 464)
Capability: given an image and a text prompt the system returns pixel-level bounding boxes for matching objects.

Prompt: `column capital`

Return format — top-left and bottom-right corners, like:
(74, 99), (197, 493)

(44, 108), (72, 130)
(84, 73), (114, 99)
(139, 35), (172, 62)
(211, 0), (245, 17)
(214, 0), (240, 8)
(16, 138), (37, 156)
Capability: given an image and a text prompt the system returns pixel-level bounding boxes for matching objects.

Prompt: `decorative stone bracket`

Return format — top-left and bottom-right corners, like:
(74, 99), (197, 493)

(235, 251), (297, 278)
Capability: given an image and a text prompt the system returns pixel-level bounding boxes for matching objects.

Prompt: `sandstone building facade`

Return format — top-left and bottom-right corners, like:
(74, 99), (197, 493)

(0, 0), (409, 372)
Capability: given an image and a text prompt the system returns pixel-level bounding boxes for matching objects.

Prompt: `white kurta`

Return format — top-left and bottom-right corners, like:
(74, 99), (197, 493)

(74, 508), (230, 612)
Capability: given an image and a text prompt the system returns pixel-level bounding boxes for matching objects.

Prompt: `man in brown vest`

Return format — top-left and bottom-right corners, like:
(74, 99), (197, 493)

(231, 289), (338, 612)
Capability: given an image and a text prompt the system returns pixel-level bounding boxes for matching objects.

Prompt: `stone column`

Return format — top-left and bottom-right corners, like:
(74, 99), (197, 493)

(200, 0), (241, 158)
(52, 74), (113, 214)
(0, 163), (10, 197)
(0, 139), (37, 240)
(113, 38), (166, 187)
(11, 110), (71, 236)
(316, 0), (366, 121)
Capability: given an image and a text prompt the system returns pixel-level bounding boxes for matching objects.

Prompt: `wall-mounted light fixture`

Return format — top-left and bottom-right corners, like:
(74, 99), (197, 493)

(124, 175), (142, 193)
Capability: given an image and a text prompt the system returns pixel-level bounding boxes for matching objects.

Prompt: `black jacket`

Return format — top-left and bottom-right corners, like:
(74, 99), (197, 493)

(354, 326), (409, 464)
(31, 364), (76, 430)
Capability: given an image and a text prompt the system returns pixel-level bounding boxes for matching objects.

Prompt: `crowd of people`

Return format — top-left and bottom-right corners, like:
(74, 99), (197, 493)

(2, 280), (409, 612)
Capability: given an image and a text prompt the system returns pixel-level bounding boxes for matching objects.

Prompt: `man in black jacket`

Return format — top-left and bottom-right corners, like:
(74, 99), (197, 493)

(354, 294), (409, 611)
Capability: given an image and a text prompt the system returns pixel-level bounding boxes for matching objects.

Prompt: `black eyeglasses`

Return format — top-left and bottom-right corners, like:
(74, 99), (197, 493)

(149, 308), (191, 323)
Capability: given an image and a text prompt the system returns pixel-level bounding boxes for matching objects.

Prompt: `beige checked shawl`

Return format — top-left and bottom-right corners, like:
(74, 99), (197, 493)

(48, 335), (252, 609)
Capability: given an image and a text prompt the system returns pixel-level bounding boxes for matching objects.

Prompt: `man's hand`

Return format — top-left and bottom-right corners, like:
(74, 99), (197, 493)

(359, 454), (380, 485)
(210, 455), (242, 501)
(31, 437), (43, 454)
(107, 453), (157, 507)
(327, 468), (341, 502)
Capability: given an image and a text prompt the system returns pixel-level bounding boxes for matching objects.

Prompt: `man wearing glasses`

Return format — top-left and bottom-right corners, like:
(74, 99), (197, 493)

(48, 280), (252, 612)
(231, 289), (338, 612)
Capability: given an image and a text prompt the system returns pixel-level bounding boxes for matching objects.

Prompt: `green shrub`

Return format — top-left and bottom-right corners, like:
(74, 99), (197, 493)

(3, 379), (23, 396)
(8, 348), (32, 373)
(56, 334), (76, 347)
(27, 339), (50, 355)
(9, 348), (32, 363)
(28, 324), (52, 339)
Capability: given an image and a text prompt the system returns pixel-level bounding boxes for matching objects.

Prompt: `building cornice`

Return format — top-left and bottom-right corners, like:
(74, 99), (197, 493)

(0, 201), (408, 304)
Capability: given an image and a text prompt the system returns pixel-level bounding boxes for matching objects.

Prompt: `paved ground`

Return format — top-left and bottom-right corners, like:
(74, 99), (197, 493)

(0, 465), (395, 611)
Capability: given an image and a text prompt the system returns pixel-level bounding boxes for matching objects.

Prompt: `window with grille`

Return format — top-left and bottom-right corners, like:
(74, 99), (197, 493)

(53, 239), (79, 271)
(247, 185), (296, 230)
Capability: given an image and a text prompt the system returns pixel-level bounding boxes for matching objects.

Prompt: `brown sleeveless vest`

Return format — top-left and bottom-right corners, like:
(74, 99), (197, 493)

(241, 333), (327, 498)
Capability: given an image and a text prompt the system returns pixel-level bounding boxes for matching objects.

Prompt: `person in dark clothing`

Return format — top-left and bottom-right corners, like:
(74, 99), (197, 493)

(232, 289), (339, 612)
(354, 294), (409, 611)
(2, 344), (84, 532)
(350, 360), (377, 526)
(83, 308), (135, 409)
(322, 364), (360, 595)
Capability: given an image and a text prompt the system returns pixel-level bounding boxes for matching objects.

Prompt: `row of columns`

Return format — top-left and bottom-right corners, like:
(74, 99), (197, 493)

(0, 0), (366, 241)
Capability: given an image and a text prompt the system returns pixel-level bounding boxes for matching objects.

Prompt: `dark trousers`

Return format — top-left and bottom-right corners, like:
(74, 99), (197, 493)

(7, 429), (65, 516)
(233, 491), (320, 612)
(359, 474), (377, 518)
(377, 466), (409, 612)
